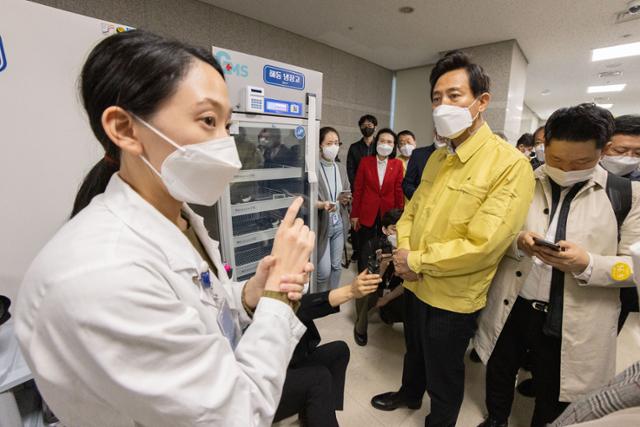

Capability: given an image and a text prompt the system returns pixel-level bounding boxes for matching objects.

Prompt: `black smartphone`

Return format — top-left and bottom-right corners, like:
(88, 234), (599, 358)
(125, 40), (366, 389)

(533, 237), (562, 252)
(367, 253), (380, 274)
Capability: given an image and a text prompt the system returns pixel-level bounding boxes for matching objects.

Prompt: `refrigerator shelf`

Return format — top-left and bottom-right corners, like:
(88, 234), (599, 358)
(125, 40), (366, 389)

(235, 241), (273, 267)
(235, 260), (261, 278)
(233, 227), (278, 247)
(232, 167), (302, 183)
(231, 196), (296, 217)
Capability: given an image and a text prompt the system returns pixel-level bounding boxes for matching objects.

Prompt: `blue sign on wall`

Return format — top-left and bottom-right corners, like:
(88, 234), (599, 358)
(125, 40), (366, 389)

(263, 65), (305, 90)
(264, 98), (304, 117)
(295, 126), (306, 140)
(0, 36), (8, 73)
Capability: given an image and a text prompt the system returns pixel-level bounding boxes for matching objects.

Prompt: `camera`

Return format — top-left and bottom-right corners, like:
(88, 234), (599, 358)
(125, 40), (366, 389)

(628, 0), (640, 14)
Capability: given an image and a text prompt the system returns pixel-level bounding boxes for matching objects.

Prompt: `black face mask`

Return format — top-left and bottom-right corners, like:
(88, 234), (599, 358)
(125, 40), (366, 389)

(361, 127), (375, 138)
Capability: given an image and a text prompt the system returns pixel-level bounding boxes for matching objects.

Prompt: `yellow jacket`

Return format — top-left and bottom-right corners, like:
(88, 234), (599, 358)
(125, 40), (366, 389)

(398, 123), (535, 313)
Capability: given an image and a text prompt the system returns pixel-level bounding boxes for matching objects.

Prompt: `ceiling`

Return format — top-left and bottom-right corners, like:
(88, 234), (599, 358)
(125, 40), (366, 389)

(202, 0), (640, 119)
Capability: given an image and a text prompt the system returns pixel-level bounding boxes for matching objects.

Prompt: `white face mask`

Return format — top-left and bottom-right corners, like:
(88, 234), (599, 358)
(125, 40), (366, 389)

(544, 164), (596, 187)
(535, 145), (545, 162)
(377, 143), (394, 157)
(135, 115), (242, 206)
(387, 234), (397, 249)
(433, 136), (448, 149)
(600, 155), (640, 177)
(432, 98), (480, 139)
(400, 144), (415, 158)
(321, 144), (340, 161)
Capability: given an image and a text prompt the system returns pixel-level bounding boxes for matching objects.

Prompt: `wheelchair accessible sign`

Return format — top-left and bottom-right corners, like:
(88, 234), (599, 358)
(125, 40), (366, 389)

(263, 65), (305, 90)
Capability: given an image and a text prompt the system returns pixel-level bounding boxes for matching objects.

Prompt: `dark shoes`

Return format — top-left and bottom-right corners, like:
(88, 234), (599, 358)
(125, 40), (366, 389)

(477, 417), (508, 427)
(353, 327), (367, 346)
(517, 378), (535, 398)
(371, 391), (422, 411)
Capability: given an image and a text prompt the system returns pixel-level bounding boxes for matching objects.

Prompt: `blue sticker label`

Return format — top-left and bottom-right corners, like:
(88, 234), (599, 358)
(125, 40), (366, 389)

(264, 98), (304, 117)
(263, 65), (305, 90)
(214, 50), (249, 78)
(0, 36), (8, 73)
(295, 126), (306, 140)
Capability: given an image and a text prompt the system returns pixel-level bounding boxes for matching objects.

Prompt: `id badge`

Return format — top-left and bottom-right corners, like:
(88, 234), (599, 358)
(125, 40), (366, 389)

(217, 299), (240, 350)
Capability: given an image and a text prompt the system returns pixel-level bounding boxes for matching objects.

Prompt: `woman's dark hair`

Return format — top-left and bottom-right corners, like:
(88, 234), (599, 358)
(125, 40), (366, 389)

(544, 103), (614, 149)
(517, 133), (534, 148)
(358, 114), (378, 127)
(374, 128), (398, 158)
(319, 126), (340, 146)
(382, 208), (403, 227)
(429, 50), (491, 100)
(613, 115), (640, 137)
(71, 30), (224, 218)
(397, 130), (416, 140)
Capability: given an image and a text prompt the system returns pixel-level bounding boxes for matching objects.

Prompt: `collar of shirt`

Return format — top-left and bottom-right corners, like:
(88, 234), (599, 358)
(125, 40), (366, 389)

(449, 123), (493, 163)
(377, 157), (388, 165)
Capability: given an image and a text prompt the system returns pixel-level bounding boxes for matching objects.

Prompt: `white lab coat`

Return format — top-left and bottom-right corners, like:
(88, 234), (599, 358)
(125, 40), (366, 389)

(14, 174), (306, 427)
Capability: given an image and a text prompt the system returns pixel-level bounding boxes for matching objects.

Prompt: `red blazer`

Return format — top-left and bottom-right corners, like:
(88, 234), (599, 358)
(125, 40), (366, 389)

(351, 156), (404, 228)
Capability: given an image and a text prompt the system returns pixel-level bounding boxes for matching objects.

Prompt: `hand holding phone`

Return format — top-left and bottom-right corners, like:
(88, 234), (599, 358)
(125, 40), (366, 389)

(533, 237), (562, 252)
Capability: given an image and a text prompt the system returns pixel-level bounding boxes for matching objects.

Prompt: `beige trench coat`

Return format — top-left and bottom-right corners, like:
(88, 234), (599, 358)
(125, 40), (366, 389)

(474, 165), (640, 401)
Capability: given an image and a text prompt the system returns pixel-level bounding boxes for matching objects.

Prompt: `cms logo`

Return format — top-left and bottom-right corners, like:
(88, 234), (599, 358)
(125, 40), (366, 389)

(0, 36), (7, 73)
(214, 50), (248, 78)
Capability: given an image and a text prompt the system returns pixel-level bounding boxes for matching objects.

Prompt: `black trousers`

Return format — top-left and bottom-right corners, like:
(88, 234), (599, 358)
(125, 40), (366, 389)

(354, 216), (383, 334)
(486, 297), (569, 427)
(618, 287), (639, 333)
(401, 290), (479, 427)
(274, 341), (349, 427)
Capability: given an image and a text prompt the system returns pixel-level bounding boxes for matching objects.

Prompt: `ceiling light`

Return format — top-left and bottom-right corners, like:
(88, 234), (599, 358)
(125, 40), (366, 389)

(541, 89), (551, 96)
(587, 84), (626, 93)
(592, 41), (640, 61)
(598, 71), (623, 78)
(596, 103), (614, 109)
(399, 6), (414, 14)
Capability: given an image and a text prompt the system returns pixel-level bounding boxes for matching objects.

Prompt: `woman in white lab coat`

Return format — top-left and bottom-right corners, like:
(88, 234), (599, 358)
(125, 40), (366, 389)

(15, 30), (315, 427)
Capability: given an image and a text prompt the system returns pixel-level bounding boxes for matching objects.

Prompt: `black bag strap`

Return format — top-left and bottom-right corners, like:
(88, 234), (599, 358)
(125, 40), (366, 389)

(605, 172), (632, 240)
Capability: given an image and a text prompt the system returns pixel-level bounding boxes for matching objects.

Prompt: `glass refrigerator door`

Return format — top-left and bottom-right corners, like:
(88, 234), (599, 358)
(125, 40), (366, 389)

(220, 116), (310, 281)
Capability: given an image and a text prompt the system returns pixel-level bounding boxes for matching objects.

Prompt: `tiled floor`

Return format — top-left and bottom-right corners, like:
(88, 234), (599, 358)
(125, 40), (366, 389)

(275, 265), (640, 427)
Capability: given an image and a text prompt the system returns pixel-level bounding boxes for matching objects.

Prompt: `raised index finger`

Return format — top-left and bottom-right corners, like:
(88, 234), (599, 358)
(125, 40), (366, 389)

(282, 197), (304, 227)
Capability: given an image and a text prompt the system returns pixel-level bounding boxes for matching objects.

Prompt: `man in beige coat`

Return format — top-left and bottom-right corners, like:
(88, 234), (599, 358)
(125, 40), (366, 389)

(474, 104), (640, 427)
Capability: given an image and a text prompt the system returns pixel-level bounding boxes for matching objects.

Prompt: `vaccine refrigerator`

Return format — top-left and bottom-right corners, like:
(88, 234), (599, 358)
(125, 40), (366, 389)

(206, 47), (323, 284)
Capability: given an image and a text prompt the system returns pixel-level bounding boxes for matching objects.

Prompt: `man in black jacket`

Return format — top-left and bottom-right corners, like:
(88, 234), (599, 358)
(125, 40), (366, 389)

(402, 144), (436, 200)
(346, 114), (378, 187)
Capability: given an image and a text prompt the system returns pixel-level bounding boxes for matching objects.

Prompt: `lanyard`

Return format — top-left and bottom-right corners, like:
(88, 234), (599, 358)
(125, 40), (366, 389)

(320, 163), (337, 202)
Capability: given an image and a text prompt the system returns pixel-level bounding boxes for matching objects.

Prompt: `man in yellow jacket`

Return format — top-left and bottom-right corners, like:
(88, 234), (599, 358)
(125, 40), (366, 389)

(371, 51), (535, 427)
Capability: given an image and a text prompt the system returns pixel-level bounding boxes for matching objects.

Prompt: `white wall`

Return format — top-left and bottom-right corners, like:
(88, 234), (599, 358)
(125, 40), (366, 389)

(520, 103), (541, 136)
(394, 65), (434, 147)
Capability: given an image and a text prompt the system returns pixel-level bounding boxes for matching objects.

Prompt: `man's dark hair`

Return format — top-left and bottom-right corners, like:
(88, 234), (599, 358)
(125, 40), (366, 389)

(358, 114), (378, 127)
(397, 130), (416, 140)
(544, 103), (614, 149)
(613, 115), (640, 137)
(533, 125), (545, 142)
(429, 50), (491, 99)
(382, 208), (403, 227)
(517, 133), (534, 148)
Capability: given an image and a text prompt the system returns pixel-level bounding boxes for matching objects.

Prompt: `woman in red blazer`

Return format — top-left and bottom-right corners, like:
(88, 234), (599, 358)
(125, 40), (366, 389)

(350, 128), (404, 344)
(351, 128), (404, 240)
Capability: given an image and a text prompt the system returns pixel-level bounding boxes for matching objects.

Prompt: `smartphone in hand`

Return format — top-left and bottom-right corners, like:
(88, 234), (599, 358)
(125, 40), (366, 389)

(533, 237), (562, 252)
